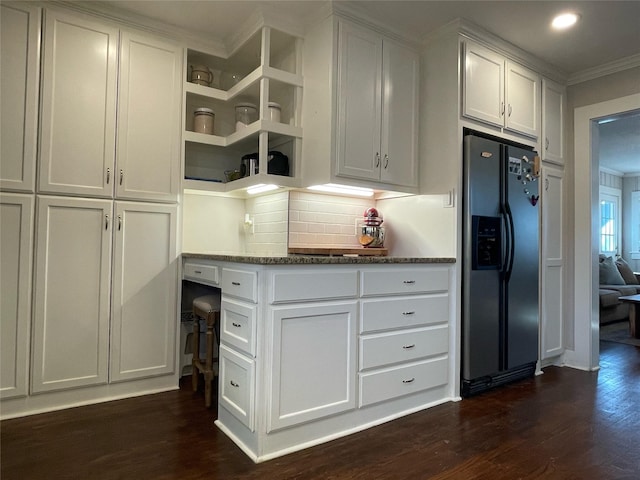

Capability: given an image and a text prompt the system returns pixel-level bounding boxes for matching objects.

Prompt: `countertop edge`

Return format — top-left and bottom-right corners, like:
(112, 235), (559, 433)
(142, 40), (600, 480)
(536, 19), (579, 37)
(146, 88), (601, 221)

(181, 253), (456, 265)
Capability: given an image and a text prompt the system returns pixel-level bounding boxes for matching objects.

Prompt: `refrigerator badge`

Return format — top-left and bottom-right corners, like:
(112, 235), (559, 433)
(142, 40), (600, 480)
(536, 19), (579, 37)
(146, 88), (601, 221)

(481, 152), (493, 158)
(530, 195), (539, 206)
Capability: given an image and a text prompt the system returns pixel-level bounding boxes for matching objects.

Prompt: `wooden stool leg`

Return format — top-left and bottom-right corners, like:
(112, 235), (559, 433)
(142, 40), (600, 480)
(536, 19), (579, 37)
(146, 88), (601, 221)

(204, 315), (215, 408)
(192, 318), (200, 392)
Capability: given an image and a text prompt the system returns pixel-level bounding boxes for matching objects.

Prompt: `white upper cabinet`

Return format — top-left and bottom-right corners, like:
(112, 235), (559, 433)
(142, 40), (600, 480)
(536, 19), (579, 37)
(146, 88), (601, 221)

(0, 3), (40, 193)
(463, 40), (540, 139)
(38, 10), (181, 202)
(541, 78), (566, 165)
(116, 31), (182, 202)
(336, 20), (418, 187)
(38, 10), (118, 198)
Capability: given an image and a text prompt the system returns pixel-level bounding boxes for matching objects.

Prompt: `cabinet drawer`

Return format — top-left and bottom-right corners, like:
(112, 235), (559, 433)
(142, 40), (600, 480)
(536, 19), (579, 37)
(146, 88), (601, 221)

(361, 268), (449, 296)
(270, 270), (358, 303)
(360, 294), (448, 333)
(222, 268), (257, 303)
(183, 261), (219, 286)
(221, 298), (257, 357)
(219, 345), (255, 431)
(359, 356), (448, 407)
(360, 326), (448, 370)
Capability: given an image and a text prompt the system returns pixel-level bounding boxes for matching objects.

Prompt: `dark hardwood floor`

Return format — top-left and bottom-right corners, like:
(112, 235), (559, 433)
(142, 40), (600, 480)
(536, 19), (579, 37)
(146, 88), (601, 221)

(2, 341), (639, 480)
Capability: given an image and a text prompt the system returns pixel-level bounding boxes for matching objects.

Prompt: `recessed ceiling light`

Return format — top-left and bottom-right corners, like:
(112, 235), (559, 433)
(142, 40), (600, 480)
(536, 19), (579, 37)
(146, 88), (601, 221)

(552, 12), (580, 30)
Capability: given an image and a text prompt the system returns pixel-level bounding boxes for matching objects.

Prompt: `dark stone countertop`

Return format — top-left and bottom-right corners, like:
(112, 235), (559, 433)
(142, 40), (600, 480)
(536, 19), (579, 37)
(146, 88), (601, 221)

(181, 253), (456, 265)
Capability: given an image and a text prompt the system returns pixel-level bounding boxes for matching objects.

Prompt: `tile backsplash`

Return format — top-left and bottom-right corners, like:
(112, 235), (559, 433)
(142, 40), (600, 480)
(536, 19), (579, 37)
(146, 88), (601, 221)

(288, 191), (372, 247)
(245, 191), (289, 255)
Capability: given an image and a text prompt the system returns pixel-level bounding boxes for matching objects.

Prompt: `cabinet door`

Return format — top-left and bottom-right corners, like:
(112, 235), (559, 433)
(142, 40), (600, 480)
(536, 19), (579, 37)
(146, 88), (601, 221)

(0, 4), (40, 193)
(335, 20), (382, 181)
(0, 194), (34, 398)
(542, 78), (565, 165)
(380, 39), (419, 187)
(116, 31), (181, 202)
(110, 201), (177, 382)
(32, 196), (112, 393)
(541, 166), (564, 360)
(463, 40), (504, 127)
(268, 301), (357, 432)
(505, 61), (539, 138)
(39, 10), (118, 197)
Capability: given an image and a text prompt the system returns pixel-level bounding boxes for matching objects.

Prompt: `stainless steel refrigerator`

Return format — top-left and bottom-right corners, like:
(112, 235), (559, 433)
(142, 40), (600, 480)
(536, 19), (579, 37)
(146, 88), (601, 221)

(462, 133), (540, 397)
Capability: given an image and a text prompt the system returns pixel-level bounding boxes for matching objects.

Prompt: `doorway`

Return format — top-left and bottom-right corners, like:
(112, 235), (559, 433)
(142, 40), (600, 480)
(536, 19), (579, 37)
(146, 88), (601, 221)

(572, 94), (640, 371)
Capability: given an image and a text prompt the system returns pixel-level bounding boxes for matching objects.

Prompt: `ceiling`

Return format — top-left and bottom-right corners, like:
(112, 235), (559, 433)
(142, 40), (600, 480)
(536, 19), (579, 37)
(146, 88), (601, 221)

(89, 0), (640, 174)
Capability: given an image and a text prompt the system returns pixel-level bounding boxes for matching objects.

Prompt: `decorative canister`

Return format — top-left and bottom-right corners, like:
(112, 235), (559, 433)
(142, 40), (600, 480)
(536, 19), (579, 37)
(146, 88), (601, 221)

(267, 102), (281, 123)
(193, 107), (214, 134)
(189, 64), (213, 87)
(235, 103), (257, 131)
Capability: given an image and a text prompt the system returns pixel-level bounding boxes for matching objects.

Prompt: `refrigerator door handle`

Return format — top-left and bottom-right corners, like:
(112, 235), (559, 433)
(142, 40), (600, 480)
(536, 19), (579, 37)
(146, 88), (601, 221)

(504, 202), (515, 283)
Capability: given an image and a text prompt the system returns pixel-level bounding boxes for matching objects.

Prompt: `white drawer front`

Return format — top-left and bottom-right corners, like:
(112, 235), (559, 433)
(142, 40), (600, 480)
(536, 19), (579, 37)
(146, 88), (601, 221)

(359, 356), (448, 407)
(183, 261), (219, 286)
(221, 298), (257, 357)
(222, 268), (257, 303)
(219, 344), (255, 431)
(360, 294), (449, 333)
(270, 270), (358, 303)
(361, 268), (449, 297)
(360, 326), (448, 370)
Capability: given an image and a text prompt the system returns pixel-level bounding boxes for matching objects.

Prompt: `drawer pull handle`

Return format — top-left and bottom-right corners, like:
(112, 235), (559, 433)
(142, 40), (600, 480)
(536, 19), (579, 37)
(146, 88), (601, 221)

(402, 378), (415, 384)
(230, 380), (239, 388)
(194, 270), (202, 274)
(231, 281), (241, 286)
(232, 322), (241, 328)
(402, 344), (415, 349)
(403, 280), (416, 284)
(402, 311), (415, 316)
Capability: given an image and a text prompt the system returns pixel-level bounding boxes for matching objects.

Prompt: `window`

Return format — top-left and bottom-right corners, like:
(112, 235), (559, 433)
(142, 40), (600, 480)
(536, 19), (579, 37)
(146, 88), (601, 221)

(632, 191), (640, 260)
(599, 186), (621, 256)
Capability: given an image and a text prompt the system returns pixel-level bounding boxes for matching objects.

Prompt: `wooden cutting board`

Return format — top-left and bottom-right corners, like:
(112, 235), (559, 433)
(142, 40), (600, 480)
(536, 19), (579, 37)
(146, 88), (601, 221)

(288, 246), (388, 256)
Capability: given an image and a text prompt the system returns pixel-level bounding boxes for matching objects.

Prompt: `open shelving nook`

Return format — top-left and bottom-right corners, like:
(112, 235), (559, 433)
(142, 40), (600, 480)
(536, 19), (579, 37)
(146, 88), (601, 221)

(182, 26), (303, 194)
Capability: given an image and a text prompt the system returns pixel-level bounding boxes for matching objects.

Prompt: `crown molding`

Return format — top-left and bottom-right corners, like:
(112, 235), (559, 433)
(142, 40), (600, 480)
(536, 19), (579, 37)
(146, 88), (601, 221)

(568, 53), (640, 86)
(599, 166), (625, 177)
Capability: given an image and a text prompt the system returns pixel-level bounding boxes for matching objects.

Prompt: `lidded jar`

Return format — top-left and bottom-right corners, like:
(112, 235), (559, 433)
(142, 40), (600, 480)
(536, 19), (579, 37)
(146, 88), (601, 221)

(235, 103), (257, 131)
(267, 102), (281, 123)
(189, 64), (213, 86)
(193, 107), (214, 135)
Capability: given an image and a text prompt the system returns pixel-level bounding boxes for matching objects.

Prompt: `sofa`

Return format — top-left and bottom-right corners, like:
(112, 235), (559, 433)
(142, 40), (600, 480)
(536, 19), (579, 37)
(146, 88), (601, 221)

(599, 255), (640, 324)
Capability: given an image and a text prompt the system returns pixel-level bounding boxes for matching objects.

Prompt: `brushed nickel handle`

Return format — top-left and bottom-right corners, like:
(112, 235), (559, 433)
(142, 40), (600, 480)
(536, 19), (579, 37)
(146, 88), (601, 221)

(402, 378), (415, 384)
(232, 322), (241, 328)
(402, 311), (415, 316)
(508, 104), (512, 117)
(106, 168), (110, 184)
(231, 281), (241, 286)
(230, 380), (239, 388)
(501, 101), (505, 116)
(105, 214), (109, 230)
(384, 154), (389, 169)
(118, 215), (122, 231)
(194, 270), (202, 274)
(375, 152), (380, 168)
(119, 169), (123, 185)
(402, 344), (415, 349)
(403, 280), (415, 284)
(545, 138), (550, 151)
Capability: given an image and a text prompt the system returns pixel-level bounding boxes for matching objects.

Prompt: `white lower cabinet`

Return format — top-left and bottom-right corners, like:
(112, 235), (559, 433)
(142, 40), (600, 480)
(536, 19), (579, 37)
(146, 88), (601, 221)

(268, 301), (358, 432)
(207, 261), (453, 462)
(31, 197), (177, 393)
(0, 194), (34, 399)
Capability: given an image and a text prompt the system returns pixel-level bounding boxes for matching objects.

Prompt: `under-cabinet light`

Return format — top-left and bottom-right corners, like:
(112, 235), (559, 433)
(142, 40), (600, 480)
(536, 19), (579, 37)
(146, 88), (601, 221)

(307, 183), (374, 197)
(246, 184), (279, 195)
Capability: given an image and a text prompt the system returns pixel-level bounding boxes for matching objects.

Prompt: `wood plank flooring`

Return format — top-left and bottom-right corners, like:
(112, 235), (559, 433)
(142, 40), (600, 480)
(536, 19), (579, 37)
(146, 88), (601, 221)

(2, 341), (639, 480)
